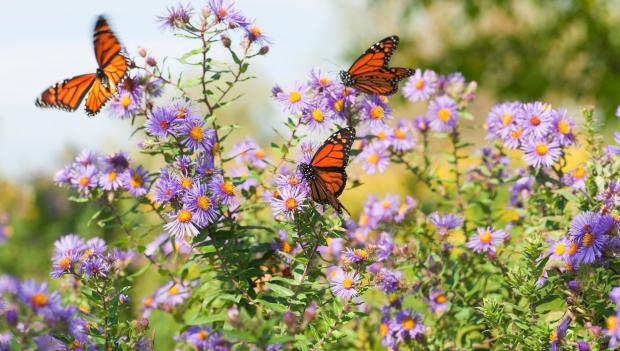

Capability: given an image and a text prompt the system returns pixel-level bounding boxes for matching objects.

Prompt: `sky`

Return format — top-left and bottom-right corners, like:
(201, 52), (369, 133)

(0, 0), (365, 180)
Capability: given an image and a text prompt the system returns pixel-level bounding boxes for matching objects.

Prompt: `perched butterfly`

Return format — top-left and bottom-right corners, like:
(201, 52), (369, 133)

(35, 16), (129, 116)
(339, 35), (413, 95)
(298, 127), (356, 214)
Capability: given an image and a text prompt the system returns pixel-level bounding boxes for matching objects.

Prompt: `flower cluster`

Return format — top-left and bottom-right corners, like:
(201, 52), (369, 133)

(54, 150), (149, 198)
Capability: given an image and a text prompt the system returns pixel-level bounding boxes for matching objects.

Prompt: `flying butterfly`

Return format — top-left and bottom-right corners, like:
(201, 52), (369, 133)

(339, 35), (413, 95)
(298, 127), (355, 214)
(35, 16), (130, 116)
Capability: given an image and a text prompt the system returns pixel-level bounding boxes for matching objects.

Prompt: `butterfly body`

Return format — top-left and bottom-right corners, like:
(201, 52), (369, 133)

(299, 127), (355, 214)
(35, 16), (129, 116)
(340, 36), (413, 95)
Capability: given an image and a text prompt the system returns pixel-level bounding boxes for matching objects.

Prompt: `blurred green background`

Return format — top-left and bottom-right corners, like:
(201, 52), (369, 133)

(3, 0), (620, 348)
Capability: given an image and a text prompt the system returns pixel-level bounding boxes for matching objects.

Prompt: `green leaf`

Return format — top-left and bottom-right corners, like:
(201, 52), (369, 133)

(265, 282), (294, 297)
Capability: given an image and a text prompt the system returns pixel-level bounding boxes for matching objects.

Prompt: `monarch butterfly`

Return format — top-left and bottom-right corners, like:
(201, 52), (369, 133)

(339, 36), (413, 96)
(298, 127), (355, 214)
(35, 16), (129, 116)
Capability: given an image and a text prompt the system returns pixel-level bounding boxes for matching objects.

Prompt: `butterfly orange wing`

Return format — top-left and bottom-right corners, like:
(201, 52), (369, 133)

(348, 36), (399, 76)
(35, 74), (98, 111)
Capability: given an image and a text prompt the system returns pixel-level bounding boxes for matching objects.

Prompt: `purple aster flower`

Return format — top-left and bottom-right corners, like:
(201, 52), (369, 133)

(123, 166), (150, 197)
(99, 166), (126, 191)
(266, 344), (282, 351)
(229, 138), (270, 169)
(466, 226), (508, 253)
(361, 95), (392, 130)
(596, 180), (620, 208)
(403, 69), (438, 102)
(330, 270), (360, 300)
(380, 316), (398, 350)
(274, 168), (306, 191)
(550, 316), (571, 351)
(371, 193), (400, 221)
(395, 195), (416, 223)
(75, 150), (99, 166)
(318, 237), (344, 261)
(308, 67), (333, 90)
(521, 138), (562, 168)
(517, 102), (553, 139)
(302, 99), (333, 132)
(552, 109), (576, 146)
(181, 326), (211, 349)
(427, 95), (458, 133)
(376, 232), (394, 261)
(428, 289), (449, 314)
(429, 212), (463, 236)
(103, 151), (130, 170)
(298, 142), (316, 164)
(357, 143), (389, 175)
(270, 185), (307, 220)
(34, 335), (66, 351)
(109, 86), (142, 119)
(607, 312), (620, 347)
(145, 106), (177, 138)
(276, 82), (309, 114)
(486, 102), (521, 139)
(81, 255), (110, 278)
(388, 119), (415, 151)
(209, 174), (238, 206)
(84, 237), (107, 257)
(183, 183), (219, 227)
(152, 170), (182, 204)
(576, 340), (590, 351)
(344, 247), (370, 263)
(535, 269), (548, 288)
(569, 212), (615, 264)
(390, 310), (424, 342)
(376, 268), (402, 293)
(70, 165), (99, 195)
(610, 287), (620, 305)
(325, 84), (356, 122)
(164, 206), (200, 239)
(562, 164), (586, 191)
(0, 275), (18, 295)
(207, 0), (248, 27)
(50, 251), (80, 278)
(178, 119), (215, 152)
(144, 233), (191, 257)
(414, 115), (430, 133)
(206, 332), (231, 351)
(54, 165), (73, 186)
(228, 167), (258, 191)
(170, 100), (201, 122)
(243, 21), (270, 46)
(547, 237), (570, 261)
(153, 281), (189, 309)
(18, 280), (61, 316)
(54, 234), (85, 256)
(499, 124), (525, 149)
(158, 3), (193, 30)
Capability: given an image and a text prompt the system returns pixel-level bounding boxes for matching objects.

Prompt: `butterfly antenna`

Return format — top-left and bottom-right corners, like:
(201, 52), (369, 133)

(322, 59), (343, 75)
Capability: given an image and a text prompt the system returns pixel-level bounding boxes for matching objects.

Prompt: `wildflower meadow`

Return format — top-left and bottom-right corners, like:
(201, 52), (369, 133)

(5, 1), (620, 350)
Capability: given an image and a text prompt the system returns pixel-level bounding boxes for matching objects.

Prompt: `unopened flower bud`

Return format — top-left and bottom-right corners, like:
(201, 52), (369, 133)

(146, 57), (157, 67)
(221, 35), (231, 48)
(201, 6), (210, 18)
(259, 46), (269, 55)
(140, 318), (149, 329)
(227, 306), (240, 325)
(137, 47), (147, 58)
(283, 311), (296, 327)
(567, 280), (581, 292)
(5, 308), (17, 326)
(303, 303), (317, 323)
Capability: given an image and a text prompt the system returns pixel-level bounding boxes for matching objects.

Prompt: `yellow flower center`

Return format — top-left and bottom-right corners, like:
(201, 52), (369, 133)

(198, 330), (209, 340)
(608, 316), (619, 332)
(107, 170), (117, 182)
(288, 177), (300, 186)
(217, 8), (228, 17)
(255, 149), (266, 159)
(530, 115), (541, 126)
(438, 108), (451, 122)
(370, 106), (384, 120)
(177, 209), (192, 223)
(180, 177), (193, 189)
(249, 25), (263, 37)
(197, 196), (211, 210)
(501, 113), (513, 126)
(380, 323), (389, 337)
(510, 127), (523, 140)
(190, 126), (204, 141)
(558, 120), (571, 134)
(415, 80), (424, 90)
(79, 176), (89, 186)
(382, 200), (391, 209)
(435, 294), (447, 304)
(354, 249), (368, 260)
(583, 232), (594, 247)
(554, 243), (566, 256)
(367, 152), (379, 164)
(176, 107), (187, 119)
(120, 95), (132, 108)
(31, 292), (48, 308)
(319, 78), (330, 86)
(535, 144), (548, 156)
(312, 109), (324, 122)
(59, 257), (72, 270)
(281, 241), (292, 253)
(221, 182), (235, 195)
(568, 242), (579, 256)
(394, 129), (406, 139)
(131, 174), (143, 187)
(342, 277), (354, 289)
(359, 214), (369, 226)
(402, 317), (415, 331)
(79, 305), (90, 313)
(288, 91), (301, 103)
(549, 331), (557, 342)
(144, 297), (153, 307)
(574, 165), (585, 179)
(333, 99), (344, 112)
(285, 198), (298, 210)
(377, 131), (386, 140)
(480, 231), (492, 244)
(168, 285), (180, 296)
